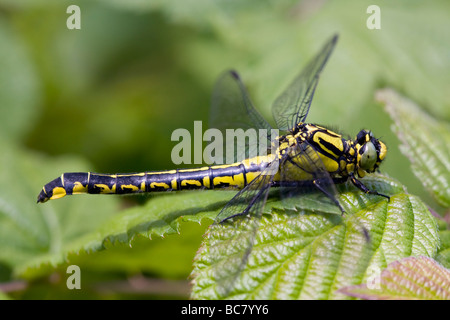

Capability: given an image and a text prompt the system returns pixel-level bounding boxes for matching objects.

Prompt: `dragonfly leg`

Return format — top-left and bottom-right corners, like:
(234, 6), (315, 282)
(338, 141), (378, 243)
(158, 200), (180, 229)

(218, 211), (248, 224)
(349, 173), (390, 201)
(218, 183), (271, 224)
(312, 179), (346, 215)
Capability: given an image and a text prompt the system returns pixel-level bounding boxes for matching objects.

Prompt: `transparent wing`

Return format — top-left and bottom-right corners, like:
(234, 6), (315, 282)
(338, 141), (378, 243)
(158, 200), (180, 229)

(208, 70), (274, 164)
(206, 159), (278, 298)
(279, 140), (343, 213)
(272, 34), (338, 131)
(280, 142), (371, 241)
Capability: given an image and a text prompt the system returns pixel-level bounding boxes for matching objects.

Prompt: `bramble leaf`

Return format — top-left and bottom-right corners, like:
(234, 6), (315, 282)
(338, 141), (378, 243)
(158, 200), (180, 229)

(338, 256), (450, 300)
(377, 88), (450, 208)
(190, 175), (439, 300)
(0, 136), (121, 278)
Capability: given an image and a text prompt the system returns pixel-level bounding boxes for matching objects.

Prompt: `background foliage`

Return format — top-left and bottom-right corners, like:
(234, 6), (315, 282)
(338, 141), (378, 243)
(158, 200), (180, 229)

(0, 0), (449, 299)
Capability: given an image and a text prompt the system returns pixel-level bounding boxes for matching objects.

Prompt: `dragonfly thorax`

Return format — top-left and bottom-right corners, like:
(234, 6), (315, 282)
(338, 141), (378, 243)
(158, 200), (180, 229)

(272, 123), (387, 182)
(275, 123), (351, 180)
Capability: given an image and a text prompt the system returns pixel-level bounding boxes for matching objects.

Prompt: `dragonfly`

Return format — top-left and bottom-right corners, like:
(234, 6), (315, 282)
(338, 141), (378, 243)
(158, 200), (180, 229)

(37, 34), (389, 296)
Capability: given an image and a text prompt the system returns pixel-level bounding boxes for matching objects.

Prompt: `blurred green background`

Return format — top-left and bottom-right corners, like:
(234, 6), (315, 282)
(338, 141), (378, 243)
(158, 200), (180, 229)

(0, 0), (449, 299)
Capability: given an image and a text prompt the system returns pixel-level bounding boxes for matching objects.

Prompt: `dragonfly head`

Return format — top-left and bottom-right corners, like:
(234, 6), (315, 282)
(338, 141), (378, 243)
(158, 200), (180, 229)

(354, 130), (387, 177)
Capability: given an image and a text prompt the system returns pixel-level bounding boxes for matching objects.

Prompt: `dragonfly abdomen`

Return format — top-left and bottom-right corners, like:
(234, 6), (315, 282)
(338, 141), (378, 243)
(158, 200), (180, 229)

(37, 156), (272, 203)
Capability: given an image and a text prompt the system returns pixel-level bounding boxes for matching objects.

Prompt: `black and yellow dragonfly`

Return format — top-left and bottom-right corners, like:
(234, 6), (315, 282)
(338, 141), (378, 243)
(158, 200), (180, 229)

(37, 34), (388, 295)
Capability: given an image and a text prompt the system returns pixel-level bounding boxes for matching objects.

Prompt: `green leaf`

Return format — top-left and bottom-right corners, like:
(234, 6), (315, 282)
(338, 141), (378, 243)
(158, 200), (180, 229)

(338, 256), (450, 300)
(0, 136), (121, 278)
(20, 189), (236, 278)
(436, 230), (450, 269)
(83, 190), (234, 246)
(377, 88), (450, 208)
(190, 175), (439, 300)
(68, 221), (208, 281)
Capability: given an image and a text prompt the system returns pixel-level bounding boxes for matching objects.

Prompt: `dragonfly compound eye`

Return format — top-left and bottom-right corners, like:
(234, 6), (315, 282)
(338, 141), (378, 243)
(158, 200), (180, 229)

(359, 141), (378, 172)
